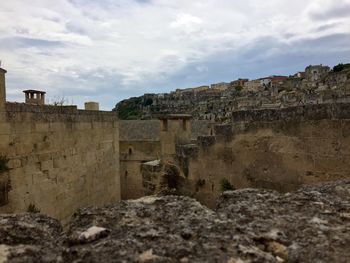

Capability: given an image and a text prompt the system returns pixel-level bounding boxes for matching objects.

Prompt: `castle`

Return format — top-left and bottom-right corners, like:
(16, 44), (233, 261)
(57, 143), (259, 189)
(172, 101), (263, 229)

(1, 66), (350, 222)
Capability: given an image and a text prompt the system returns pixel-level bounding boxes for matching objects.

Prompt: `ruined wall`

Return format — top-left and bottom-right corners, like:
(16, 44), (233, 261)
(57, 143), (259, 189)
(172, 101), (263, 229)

(160, 116), (192, 161)
(0, 103), (120, 223)
(190, 120), (213, 139)
(120, 118), (200, 199)
(187, 104), (350, 207)
(119, 120), (161, 199)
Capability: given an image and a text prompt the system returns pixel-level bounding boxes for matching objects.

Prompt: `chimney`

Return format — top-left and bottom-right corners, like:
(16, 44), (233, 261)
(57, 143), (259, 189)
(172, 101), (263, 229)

(23, 90), (46, 105)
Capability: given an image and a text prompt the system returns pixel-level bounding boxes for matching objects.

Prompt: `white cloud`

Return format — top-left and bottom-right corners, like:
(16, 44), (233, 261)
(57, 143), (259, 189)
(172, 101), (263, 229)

(0, 0), (349, 109)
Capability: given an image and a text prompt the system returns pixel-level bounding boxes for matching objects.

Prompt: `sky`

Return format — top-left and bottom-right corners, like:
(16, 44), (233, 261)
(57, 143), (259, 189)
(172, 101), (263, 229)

(0, 0), (350, 110)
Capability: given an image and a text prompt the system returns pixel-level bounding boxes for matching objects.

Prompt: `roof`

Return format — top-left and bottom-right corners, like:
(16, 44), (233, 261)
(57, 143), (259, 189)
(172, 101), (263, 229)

(23, 90), (46, 94)
(0, 68), (7, 73)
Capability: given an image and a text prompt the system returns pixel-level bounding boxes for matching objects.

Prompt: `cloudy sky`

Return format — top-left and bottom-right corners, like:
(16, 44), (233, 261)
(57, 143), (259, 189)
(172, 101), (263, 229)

(1, 0), (350, 110)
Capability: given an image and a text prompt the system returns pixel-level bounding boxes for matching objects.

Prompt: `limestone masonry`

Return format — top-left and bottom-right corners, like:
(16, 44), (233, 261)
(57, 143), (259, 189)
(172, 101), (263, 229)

(1, 63), (350, 223)
(0, 68), (120, 223)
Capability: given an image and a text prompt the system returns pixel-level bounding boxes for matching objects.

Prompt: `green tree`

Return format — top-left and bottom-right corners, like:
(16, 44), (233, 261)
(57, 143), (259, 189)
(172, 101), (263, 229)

(333, 63), (350, 72)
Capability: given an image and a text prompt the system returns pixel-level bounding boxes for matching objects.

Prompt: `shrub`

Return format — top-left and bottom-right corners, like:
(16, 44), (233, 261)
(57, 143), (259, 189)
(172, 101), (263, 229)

(235, 86), (243, 92)
(220, 178), (235, 192)
(27, 204), (40, 213)
(0, 155), (10, 174)
(333, 63), (350, 72)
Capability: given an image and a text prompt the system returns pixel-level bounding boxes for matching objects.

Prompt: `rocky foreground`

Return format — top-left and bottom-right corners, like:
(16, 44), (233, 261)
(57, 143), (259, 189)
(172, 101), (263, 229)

(1, 180), (350, 263)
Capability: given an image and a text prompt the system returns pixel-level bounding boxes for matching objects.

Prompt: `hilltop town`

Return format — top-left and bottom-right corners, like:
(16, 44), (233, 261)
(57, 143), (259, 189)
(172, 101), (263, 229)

(115, 63), (350, 122)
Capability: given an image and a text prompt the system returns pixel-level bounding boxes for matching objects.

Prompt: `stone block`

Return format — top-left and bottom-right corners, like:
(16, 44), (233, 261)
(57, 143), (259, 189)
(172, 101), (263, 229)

(0, 123), (11, 135)
(8, 158), (22, 169)
(40, 160), (53, 171)
(35, 123), (50, 133)
(49, 122), (65, 131)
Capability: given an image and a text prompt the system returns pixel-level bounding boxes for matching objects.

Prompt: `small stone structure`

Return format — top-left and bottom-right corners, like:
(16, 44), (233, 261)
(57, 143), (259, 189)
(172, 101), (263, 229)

(84, 101), (99, 111)
(23, 89), (46, 105)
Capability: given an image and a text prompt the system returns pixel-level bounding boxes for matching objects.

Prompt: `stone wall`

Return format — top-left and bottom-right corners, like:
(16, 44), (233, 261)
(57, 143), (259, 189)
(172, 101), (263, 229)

(119, 120), (161, 199)
(119, 119), (210, 200)
(186, 103), (350, 207)
(0, 102), (120, 223)
(118, 103), (350, 208)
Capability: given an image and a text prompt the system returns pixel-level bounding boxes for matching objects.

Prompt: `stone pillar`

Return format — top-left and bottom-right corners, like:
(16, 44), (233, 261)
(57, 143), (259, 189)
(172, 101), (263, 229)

(0, 68), (7, 121)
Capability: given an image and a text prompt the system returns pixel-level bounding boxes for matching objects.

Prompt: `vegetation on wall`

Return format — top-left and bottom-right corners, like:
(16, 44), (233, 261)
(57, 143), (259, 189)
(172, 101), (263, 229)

(0, 155), (10, 174)
(220, 178), (235, 192)
(27, 203), (40, 213)
(235, 85), (243, 92)
(0, 155), (10, 206)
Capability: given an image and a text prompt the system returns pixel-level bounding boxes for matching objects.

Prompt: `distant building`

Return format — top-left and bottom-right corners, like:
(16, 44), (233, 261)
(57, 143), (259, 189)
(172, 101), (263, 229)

(293, 72), (305, 78)
(260, 78), (271, 87)
(230, 79), (249, 88)
(211, 82), (230, 91)
(244, 79), (261, 91)
(305, 65), (330, 82)
(270, 76), (288, 87)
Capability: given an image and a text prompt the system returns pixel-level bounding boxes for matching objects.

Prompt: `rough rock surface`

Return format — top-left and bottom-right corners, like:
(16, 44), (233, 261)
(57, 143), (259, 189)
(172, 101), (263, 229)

(0, 180), (349, 262)
(216, 180), (350, 263)
(0, 213), (62, 262)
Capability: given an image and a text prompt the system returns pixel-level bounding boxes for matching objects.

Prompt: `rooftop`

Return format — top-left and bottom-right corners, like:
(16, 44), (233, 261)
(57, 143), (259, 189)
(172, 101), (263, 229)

(23, 90), (46, 94)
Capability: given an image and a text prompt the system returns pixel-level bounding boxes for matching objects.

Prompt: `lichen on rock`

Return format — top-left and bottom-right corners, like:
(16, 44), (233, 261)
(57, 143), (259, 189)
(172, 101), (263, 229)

(0, 180), (349, 262)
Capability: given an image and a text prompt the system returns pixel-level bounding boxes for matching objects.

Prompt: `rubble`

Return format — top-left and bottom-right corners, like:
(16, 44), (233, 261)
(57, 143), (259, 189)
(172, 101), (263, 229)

(0, 180), (349, 262)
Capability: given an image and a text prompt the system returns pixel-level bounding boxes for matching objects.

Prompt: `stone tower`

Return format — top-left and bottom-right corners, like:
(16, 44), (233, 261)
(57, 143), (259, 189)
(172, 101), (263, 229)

(0, 67), (7, 120)
(159, 114), (192, 161)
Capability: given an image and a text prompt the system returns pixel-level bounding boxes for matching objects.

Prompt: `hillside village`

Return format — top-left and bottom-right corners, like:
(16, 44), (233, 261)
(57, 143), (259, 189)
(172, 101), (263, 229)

(115, 63), (350, 122)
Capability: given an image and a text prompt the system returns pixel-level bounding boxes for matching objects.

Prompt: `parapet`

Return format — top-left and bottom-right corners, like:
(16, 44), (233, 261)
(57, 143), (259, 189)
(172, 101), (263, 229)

(5, 102), (118, 122)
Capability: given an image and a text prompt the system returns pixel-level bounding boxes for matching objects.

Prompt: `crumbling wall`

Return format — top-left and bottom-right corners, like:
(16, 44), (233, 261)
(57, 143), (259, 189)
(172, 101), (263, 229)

(119, 120), (161, 199)
(188, 103), (350, 207)
(0, 103), (120, 223)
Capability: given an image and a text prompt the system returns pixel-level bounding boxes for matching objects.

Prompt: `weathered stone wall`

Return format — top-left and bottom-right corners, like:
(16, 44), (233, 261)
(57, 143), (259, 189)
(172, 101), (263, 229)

(191, 120), (213, 139)
(0, 103), (120, 223)
(187, 103), (350, 207)
(119, 120), (160, 141)
(118, 103), (350, 208)
(119, 120), (161, 199)
(120, 117), (196, 200)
